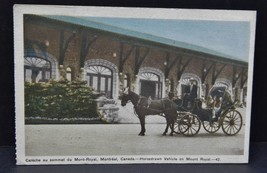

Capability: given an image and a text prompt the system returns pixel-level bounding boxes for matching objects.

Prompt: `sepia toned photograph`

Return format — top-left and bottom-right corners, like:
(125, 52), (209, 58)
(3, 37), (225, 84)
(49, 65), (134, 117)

(14, 5), (256, 164)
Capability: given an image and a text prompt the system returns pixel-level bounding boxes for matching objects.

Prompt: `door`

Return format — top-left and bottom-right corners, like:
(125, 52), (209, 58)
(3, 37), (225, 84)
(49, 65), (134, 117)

(140, 80), (156, 99)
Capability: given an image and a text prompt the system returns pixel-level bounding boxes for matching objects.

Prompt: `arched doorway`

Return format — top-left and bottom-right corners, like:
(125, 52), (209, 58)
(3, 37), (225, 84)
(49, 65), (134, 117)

(85, 65), (113, 98)
(212, 78), (233, 96)
(84, 59), (119, 99)
(140, 72), (161, 99)
(138, 67), (164, 99)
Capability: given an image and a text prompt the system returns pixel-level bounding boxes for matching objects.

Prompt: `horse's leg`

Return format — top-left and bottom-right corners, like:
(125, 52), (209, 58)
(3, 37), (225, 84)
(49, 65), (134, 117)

(138, 114), (146, 136)
(171, 110), (179, 136)
(167, 111), (177, 136)
(165, 114), (174, 136)
(163, 117), (170, 136)
(169, 119), (175, 136)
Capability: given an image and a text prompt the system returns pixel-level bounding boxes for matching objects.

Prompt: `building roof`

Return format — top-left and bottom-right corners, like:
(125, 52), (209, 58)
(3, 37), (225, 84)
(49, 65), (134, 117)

(43, 15), (247, 64)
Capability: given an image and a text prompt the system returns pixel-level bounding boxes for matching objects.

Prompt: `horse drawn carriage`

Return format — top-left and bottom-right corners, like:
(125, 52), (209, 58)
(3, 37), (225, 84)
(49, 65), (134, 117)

(173, 85), (243, 136)
(120, 86), (243, 137)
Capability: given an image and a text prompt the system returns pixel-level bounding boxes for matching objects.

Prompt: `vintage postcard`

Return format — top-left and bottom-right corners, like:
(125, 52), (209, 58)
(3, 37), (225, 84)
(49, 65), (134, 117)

(14, 5), (256, 164)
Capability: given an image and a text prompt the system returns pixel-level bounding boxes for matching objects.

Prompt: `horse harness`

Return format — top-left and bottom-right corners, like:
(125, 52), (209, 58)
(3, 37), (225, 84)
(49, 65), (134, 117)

(133, 97), (173, 117)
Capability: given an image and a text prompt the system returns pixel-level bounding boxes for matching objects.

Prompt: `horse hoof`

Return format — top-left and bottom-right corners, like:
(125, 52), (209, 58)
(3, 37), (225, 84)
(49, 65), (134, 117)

(162, 133), (166, 136)
(170, 133), (174, 136)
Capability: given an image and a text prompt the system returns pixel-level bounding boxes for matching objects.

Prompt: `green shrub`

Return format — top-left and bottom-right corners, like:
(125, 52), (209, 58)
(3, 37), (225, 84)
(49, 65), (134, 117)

(25, 80), (99, 119)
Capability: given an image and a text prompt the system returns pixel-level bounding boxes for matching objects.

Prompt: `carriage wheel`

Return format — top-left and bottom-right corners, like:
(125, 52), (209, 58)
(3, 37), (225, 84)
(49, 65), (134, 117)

(173, 113), (184, 134)
(179, 113), (201, 136)
(221, 110), (243, 136)
(173, 120), (180, 134)
(203, 121), (220, 133)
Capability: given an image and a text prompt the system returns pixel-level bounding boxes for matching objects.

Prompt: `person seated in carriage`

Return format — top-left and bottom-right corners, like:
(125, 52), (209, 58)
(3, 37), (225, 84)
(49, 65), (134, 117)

(206, 95), (214, 108)
(211, 95), (223, 119)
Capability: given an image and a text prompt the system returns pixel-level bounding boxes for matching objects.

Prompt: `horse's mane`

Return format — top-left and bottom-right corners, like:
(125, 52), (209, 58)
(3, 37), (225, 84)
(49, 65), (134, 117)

(128, 91), (141, 106)
(129, 90), (139, 97)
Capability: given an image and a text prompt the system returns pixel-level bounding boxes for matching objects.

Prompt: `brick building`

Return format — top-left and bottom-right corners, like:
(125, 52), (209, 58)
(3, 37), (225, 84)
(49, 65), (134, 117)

(23, 15), (248, 104)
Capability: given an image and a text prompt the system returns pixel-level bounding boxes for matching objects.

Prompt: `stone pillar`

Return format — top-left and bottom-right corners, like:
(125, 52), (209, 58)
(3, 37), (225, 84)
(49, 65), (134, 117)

(201, 83), (206, 99)
(176, 81), (182, 99)
(119, 72), (124, 96)
(59, 65), (66, 80)
(75, 67), (84, 81)
(205, 83), (210, 99)
(165, 78), (171, 97)
(133, 74), (139, 94)
(233, 87), (239, 101)
(239, 88), (244, 104)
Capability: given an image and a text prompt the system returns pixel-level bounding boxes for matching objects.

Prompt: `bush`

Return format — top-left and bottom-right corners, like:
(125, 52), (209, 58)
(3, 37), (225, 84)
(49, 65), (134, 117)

(25, 79), (99, 120)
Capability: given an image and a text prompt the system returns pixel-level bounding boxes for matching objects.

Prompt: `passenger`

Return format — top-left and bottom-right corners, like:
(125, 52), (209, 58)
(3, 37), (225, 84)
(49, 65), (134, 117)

(212, 96), (222, 119)
(206, 95), (214, 108)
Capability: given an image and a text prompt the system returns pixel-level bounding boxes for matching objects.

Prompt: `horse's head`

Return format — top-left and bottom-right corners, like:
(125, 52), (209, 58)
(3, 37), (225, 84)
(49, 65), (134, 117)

(121, 87), (131, 106)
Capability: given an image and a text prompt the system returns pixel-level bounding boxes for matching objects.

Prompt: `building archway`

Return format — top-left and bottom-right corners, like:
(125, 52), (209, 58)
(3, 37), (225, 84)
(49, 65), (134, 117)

(24, 49), (59, 83)
(210, 78), (234, 99)
(137, 67), (165, 99)
(84, 59), (119, 99)
(212, 78), (233, 96)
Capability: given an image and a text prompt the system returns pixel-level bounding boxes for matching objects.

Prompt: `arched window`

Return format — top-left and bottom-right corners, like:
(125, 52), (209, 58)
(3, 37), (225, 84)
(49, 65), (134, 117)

(24, 57), (51, 83)
(139, 72), (162, 99)
(86, 65), (113, 98)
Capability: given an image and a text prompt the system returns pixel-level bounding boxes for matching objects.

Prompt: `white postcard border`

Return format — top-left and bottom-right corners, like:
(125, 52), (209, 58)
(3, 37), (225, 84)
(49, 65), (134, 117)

(14, 5), (256, 165)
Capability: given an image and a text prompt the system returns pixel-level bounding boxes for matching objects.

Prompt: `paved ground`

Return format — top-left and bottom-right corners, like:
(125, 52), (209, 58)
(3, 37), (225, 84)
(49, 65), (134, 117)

(25, 123), (245, 156)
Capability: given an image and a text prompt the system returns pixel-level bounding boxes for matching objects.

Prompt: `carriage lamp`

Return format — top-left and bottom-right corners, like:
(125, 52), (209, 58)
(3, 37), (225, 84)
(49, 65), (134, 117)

(113, 52), (117, 57)
(235, 74), (239, 78)
(203, 68), (207, 73)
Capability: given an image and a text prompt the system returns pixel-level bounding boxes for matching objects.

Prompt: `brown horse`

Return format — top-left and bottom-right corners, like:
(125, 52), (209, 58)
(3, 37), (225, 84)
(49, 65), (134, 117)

(121, 87), (178, 136)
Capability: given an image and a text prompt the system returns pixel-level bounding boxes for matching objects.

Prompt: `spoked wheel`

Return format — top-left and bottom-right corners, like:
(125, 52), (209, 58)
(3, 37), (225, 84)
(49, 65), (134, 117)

(178, 113), (201, 136)
(221, 110), (243, 136)
(173, 113), (184, 134)
(173, 120), (180, 134)
(203, 121), (220, 133)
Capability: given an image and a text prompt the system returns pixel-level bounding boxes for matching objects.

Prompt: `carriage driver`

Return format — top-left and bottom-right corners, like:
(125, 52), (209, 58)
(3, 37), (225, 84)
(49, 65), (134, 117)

(184, 78), (198, 108)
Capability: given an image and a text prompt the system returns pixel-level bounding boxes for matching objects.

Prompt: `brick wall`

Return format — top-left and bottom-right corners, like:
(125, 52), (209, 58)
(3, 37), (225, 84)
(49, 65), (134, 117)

(24, 15), (248, 102)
